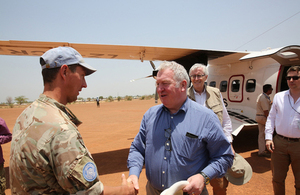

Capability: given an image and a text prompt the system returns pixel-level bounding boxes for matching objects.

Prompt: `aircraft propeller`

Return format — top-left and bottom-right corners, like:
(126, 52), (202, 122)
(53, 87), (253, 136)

(150, 61), (159, 103)
(130, 61), (159, 103)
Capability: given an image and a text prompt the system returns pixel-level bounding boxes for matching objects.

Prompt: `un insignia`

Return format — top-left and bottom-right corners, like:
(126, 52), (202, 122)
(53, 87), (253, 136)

(83, 162), (97, 182)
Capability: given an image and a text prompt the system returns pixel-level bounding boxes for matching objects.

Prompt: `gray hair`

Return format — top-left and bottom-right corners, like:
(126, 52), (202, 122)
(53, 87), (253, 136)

(157, 61), (190, 89)
(189, 63), (208, 76)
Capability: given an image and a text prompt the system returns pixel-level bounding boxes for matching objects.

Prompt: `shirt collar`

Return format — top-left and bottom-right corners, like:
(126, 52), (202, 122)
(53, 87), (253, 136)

(38, 94), (82, 126)
(193, 85), (206, 96)
(162, 97), (189, 115)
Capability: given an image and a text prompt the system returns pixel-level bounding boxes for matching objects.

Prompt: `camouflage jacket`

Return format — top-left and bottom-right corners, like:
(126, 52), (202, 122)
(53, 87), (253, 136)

(9, 94), (103, 194)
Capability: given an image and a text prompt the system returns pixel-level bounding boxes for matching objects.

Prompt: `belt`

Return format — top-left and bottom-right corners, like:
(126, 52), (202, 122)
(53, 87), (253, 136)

(277, 134), (300, 142)
(256, 114), (265, 116)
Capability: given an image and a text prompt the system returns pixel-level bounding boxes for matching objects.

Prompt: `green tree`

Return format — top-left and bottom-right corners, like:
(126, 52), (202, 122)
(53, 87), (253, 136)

(99, 96), (103, 101)
(14, 96), (28, 105)
(117, 96), (122, 101)
(106, 96), (114, 102)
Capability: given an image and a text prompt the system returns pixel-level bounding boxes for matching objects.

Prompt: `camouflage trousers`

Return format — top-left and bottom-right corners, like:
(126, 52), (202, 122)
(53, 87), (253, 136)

(0, 163), (5, 195)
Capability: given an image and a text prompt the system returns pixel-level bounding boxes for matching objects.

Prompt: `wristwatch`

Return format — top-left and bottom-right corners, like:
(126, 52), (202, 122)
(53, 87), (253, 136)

(200, 172), (210, 185)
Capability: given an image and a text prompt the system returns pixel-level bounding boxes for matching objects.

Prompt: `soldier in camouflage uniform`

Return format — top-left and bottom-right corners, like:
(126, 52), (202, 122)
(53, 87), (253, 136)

(9, 47), (135, 195)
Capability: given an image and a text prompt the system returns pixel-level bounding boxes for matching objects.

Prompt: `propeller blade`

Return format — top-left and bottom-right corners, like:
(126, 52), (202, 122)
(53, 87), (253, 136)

(150, 61), (156, 70)
(129, 75), (152, 82)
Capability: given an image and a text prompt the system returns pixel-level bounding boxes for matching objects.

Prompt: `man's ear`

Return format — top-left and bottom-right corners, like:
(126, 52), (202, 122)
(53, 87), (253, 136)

(60, 65), (68, 80)
(181, 80), (187, 91)
(204, 75), (208, 82)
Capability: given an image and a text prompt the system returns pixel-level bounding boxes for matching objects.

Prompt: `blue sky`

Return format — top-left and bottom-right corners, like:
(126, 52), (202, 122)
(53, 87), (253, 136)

(1, 0), (300, 103)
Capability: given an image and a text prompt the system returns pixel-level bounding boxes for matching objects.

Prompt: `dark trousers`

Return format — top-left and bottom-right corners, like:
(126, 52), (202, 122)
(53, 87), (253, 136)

(271, 134), (300, 195)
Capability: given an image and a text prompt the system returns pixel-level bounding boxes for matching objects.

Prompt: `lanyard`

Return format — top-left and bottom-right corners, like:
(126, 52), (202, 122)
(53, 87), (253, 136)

(263, 93), (271, 102)
(288, 94), (300, 115)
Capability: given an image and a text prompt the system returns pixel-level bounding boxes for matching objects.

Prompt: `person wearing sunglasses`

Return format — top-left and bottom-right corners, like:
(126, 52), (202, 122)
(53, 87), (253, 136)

(265, 66), (300, 195)
(187, 63), (235, 195)
(127, 61), (234, 195)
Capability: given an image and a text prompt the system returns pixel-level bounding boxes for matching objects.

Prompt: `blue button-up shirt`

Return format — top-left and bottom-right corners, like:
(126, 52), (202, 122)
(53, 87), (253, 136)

(127, 98), (233, 191)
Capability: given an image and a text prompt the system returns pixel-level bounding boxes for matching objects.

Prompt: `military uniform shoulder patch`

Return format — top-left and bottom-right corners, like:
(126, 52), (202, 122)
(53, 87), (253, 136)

(83, 162), (97, 182)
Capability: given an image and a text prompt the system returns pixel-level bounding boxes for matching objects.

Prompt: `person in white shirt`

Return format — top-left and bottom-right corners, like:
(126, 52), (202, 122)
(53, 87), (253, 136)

(265, 65), (300, 195)
(187, 63), (234, 195)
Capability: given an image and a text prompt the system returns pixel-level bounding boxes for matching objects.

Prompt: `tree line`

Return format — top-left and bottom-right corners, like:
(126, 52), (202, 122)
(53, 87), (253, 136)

(3, 94), (155, 108)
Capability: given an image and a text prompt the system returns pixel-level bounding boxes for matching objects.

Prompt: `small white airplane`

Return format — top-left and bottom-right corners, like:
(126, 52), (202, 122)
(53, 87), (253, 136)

(1, 40), (300, 136)
(207, 46), (300, 135)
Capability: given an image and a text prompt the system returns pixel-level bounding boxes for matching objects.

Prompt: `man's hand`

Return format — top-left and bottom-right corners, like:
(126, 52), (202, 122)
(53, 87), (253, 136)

(127, 174), (139, 193)
(266, 140), (274, 153)
(101, 174), (136, 195)
(121, 174), (136, 195)
(182, 174), (205, 195)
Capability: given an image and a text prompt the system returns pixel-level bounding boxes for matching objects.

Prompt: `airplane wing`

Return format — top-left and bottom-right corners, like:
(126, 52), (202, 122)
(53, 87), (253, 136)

(227, 110), (257, 136)
(0, 40), (242, 66)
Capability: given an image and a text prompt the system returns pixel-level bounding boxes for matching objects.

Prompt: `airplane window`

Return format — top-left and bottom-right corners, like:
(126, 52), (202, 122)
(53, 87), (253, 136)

(231, 80), (240, 92)
(246, 79), (256, 92)
(220, 81), (227, 92)
(209, 81), (216, 87)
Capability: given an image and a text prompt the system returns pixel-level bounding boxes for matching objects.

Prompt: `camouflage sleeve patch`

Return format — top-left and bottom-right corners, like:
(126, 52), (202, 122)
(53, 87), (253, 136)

(60, 153), (102, 194)
(83, 162), (97, 182)
(71, 154), (99, 186)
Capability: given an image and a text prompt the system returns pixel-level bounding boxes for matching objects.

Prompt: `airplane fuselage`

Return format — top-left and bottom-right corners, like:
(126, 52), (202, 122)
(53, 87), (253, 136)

(206, 46), (300, 135)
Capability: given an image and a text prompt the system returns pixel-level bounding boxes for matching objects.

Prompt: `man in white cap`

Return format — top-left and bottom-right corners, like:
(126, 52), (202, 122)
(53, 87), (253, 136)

(9, 47), (135, 195)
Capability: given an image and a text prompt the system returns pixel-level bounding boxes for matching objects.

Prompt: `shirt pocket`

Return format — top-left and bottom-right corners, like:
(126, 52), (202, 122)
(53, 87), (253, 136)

(292, 115), (300, 130)
(177, 134), (202, 160)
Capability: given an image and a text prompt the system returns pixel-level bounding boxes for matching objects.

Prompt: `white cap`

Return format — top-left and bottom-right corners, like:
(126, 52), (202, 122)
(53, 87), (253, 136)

(40, 46), (96, 76)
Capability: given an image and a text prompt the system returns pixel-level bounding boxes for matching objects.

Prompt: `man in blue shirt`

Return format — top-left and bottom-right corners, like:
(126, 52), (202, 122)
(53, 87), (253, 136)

(127, 61), (234, 195)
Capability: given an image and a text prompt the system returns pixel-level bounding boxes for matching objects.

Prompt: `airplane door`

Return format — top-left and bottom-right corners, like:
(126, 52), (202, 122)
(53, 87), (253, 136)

(228, 75), (244, 102)
(269, 46), (300, 92)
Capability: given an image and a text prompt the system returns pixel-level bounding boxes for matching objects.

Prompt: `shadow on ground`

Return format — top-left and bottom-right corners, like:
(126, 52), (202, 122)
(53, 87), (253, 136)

(92, 148), (130, 175)
(233, 127), (271, 174)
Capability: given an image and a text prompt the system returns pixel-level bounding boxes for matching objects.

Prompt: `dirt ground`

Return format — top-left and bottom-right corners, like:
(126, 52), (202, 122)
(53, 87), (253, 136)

(0, 99), (296, 194)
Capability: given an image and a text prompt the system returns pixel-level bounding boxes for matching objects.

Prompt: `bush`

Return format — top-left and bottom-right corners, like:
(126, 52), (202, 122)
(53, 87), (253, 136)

(106, 96), (114, 102)
(124, 96), (133, 101)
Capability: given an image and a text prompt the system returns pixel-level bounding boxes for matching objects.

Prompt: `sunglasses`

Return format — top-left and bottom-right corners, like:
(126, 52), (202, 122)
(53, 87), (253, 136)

(286, 76), (300, 81)
(164, 128), (172, 151)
